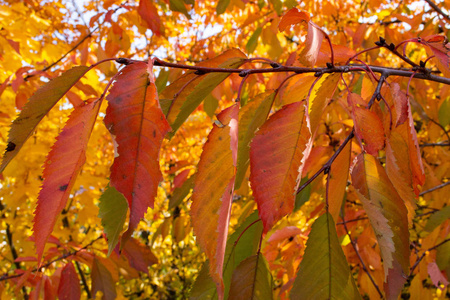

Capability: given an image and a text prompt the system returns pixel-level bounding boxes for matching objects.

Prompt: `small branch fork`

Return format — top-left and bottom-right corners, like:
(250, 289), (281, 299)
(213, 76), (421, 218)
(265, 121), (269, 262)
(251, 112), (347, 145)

(409, 238), (450, 276)
(0, 236), (102, 282)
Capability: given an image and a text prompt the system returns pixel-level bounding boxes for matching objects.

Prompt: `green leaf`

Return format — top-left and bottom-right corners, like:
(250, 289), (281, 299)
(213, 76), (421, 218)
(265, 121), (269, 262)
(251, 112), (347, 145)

(1, 66), (90, 173)
(294, 176), (311, 211)
(291, 213), (361, 300)
(228, 254), (273, 300)
(424, 205), (450, 233)
(190, 261), (217, 300)
(168, 175), (195, 210)
(155, 68), (170, 93)
(246, 27), (263, 54)
(98, 186), (128, 256)
(438, 98), (450, 127)
(169, 0), (191, 18)
(203, 94), (219, 118)
(269, 0), (282, 15)
(236, 91), (275, 189)
(216, 0), (230, 15)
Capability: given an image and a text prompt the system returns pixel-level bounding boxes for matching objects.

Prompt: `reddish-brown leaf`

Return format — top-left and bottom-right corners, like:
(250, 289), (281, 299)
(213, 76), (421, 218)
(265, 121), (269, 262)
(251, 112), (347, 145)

(389, 83), (408, 127)
(104, 62), (171, 241)
(250, 101), (312, 232)
(190, 104), (238, 299)
(351, 153), (409, 299)
(428, 262), (449, 288)
(138, 0), (162, 36)
(420, 35), (450, 77)
(33, 99), (101, 262)
(278, 8), (310, 31)
(122, 237), (158, 274)
(57, 262), (81, 300)
(91, 257), (117, 300)
(348, 93), (385, 155)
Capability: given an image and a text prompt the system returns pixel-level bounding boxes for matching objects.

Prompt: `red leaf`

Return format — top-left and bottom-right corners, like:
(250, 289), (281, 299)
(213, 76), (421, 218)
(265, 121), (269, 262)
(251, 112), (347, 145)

(278, 8), (310, 31)
(122, 237), (158, 274)
(348, 93), (385, 156)
(91, 258), (117, 300)
(57, 262), (81, 300)
(33, 99), (101, 262)
(138, 0), (162, 36)
(351, 154), (409, 299)
(428, 261), (449, 289)
(250, 101), (312, 232)
(190, 104), (238, 299)
(389, 83), (408, 127)
(420, 35), (450, 77)
(104, 62), (171, 241)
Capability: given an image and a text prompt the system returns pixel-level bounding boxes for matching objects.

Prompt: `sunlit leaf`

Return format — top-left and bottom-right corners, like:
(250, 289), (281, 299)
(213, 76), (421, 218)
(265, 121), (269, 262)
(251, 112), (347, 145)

(351, 153), (409, 299)
(104, 62), (171, 241)
(1, 66), (90, 173)
(33, 99), (101, 262)
(291, 213), (361, 300)
(250, 101), (312, 232)
(328, 141), (351, 220)
(98, 186), (128, 256)
(138, 0), (162, 36)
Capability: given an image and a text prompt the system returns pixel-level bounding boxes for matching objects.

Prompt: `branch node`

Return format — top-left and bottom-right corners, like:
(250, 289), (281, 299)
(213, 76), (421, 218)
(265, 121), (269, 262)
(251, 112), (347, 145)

(194, 70), (207, 75)
(270, 62), (282, 68)
(326, 62), (333, 69)
(115, 58), (132, 65)
(239, 70), (250, 77)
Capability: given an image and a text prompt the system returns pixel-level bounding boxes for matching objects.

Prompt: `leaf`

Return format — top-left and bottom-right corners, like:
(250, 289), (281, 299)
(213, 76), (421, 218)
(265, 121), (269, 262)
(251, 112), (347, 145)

(236, 91), (275, 189)
(33, 99), (101, 262)
(419, 35), (450, 77)
(250, 101), (312, 232)
(190, 105), (238, 298)
(424, 205), (450, 233)
(328, 141), (351, 220)
(307, 73), (340, 134)
(428, 262), (449, 288)
(98, 186), (128, 256)
(169, 0), (191, 19)
(216, 0), (230, 15)
(351, 153), (409, 299)
(294, 177), (311, 211)
(278, 8), (310, 32)
(291, 213), (361, 300)
(190, 261), (217, 300)
(246, 27), (262, 54)
(162, 49), (246, 136)
(57, 262), (81, 300)
(169, 174), (195, 210)
(138, 0), (162, 36)
(91, 257), (117, 300)
(389, 83), (408, 126)
(1, 66), (90, 173)
(104, 62), (171, 241)
(348, 93), (385, 156)
(122, 237), (158, 273)
(228, 254), (273, 300)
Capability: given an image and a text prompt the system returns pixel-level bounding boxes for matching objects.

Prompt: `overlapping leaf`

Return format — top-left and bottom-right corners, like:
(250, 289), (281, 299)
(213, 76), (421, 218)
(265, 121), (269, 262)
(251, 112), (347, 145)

(250, 101), (312, 232)
(162, 49), (247, 136)
(191, 104), (238, 299)
(351, 154), (409, 299)
(1, 66), (90, 173)
(33, 99), (101, 262)
(57, 262), (81, 300)
(291, 213), (361, 299)
(419, 35), (450, 77)
(91, 258), (117, 300)
(138, 0), (162, 36)
(228, 254), (273, 300)
(236, 91), (275, 188)
(104, 62), (171, 241)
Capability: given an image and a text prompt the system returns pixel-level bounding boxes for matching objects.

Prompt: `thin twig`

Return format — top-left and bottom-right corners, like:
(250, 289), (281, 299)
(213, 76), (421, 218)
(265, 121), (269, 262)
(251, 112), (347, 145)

(419, 181), (450, 196)
(420, 142), (450, 147)
(75, 261), (91, 298)
(409, 238), (450, 276)
(424, 0), (450, 21)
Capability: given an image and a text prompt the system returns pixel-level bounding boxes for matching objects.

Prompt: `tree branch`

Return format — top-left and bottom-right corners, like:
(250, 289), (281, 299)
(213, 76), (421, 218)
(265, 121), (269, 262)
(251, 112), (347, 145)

(419, 181), (450, 196)
(424, 0), (450, 22)
(409, 238), (450, 276)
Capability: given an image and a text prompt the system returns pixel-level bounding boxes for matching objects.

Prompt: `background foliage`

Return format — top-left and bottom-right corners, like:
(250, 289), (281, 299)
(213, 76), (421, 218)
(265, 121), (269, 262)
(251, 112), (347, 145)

(0, 0), (449, 299)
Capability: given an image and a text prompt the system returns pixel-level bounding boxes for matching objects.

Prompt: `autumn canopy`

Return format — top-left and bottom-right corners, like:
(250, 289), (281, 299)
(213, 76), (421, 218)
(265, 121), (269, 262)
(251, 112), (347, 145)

(0, 0), (449, 299)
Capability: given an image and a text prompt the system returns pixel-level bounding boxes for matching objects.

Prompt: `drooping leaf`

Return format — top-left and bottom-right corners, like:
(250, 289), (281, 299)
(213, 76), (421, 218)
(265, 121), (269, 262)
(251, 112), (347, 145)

(294, 177), (311, 211)
(419, 35), (450, 77)
(33, 99), (101, 262)
(216, 0), (230, 15)
(278, 8), (310, 31)
(1, 66), (90, 173)
(168, 174), (195, 210)
(190, 261), (217, 300)
(138, 0), (162, 36)
(122, 237), (158, 273)
(169, 0), (191, 19)
(191, 105), (238, 298)
(250, 101), (312, 232)
(389, 83), (408, 126)
(236, 91), (275, 189)
(424, 205), (450, 233)
(307, 73), (340, 134)
(228, 254), (273, 300)
(348, 93), (385, 156)
(438, 98), (450, 127)
(162, 49), (247, 136)
(328, 141), (351, 220)
(91, 258), (117, 300)
(104, 62), (171, 241)
(428, 261), (449, 288)
(246, 27), (263, 54)
(291, 213), (361, 300)
(351, 153), (409, 299)
(98, 186), (128, 256)
(57, 262), (81, 300)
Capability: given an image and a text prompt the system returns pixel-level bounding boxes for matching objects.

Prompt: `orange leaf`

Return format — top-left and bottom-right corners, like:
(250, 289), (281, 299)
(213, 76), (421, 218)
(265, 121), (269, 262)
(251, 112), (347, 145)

(349, 93), (385, 155)
(57, 262), (81, 300)
(389, 83), (408, 127)
(33, 99), (101, 262)
(190, 104), (238, 299)
(420, 35), (450, 77)
(104, 62), (171, 241)
(351, 153), (409, 299)
(278, 8), (310, 32)
(250, 101), (312, 233)
(138, 0), (162, 36)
